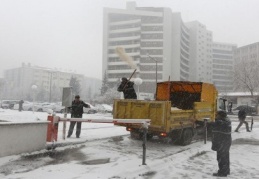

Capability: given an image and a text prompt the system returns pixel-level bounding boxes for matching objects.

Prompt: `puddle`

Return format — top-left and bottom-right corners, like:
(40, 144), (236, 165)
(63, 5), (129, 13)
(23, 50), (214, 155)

(81, 158), (110, 165)
(232, 138), (259, 145)
(0, 145), (87, 175)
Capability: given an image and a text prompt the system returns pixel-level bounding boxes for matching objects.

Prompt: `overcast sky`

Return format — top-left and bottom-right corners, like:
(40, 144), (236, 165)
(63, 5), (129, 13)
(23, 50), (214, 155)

(1, 0), (259, 79)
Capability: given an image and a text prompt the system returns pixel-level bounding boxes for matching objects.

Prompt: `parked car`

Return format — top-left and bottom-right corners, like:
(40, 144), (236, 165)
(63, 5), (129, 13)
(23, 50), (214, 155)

(95, 104), (113, 113)
(83, 103), (97, 114)
(1, 100), (20, 109)
(13, 101), (43, 112)
(232, 105), (257, 116)
(41, 102), (56, 112)
(53, 102), (66, 113)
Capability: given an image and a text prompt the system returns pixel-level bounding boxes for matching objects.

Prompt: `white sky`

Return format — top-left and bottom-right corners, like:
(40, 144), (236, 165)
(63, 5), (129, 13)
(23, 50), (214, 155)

(1, 0), (259, 79)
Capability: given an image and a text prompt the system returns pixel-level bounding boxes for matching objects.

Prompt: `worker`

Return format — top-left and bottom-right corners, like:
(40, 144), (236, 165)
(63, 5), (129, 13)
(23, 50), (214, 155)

(211, 110), (232, 177)
(117, 77), (137, 99)
(67, 95), (90, 138)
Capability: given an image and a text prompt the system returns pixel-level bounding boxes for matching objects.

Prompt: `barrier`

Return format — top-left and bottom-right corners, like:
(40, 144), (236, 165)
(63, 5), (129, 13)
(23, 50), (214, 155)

(46, 116), (151, 165)
(46, 115), (59, 142)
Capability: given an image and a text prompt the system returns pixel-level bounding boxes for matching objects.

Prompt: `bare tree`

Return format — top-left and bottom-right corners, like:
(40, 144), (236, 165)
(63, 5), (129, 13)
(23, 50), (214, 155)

(233, 59), (259, 106)
(95, 87), (120, 104)
(69, 76), (81, 96)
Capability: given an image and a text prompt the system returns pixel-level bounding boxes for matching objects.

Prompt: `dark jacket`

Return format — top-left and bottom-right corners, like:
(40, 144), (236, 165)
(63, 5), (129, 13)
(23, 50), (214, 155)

(211, 117), (232, 151)
(238, 109), (247, 120)
(71, 100), (90, 118)
(117, 81), (137, 99)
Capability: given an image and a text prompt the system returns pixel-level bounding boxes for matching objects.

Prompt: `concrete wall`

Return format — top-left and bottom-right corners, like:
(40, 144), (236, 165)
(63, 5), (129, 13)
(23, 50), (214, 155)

(0, 121), (49, 157)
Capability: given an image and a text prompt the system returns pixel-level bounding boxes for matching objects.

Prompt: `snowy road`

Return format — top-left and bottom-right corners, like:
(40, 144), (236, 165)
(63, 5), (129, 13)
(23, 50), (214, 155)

(0, 109), (259, 178)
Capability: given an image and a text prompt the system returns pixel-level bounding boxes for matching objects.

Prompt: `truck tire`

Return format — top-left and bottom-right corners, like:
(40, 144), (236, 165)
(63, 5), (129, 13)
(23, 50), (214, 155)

(130, 131), (142, 140)
(130, 131), (153, 140)
(179, 128), (193, 146)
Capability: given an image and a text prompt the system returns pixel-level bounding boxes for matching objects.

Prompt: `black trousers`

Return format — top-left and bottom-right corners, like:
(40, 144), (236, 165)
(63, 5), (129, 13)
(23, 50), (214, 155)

(68, 121), (82, 137)
(235, 119), (250, 131)
(217, 150), (230, 175)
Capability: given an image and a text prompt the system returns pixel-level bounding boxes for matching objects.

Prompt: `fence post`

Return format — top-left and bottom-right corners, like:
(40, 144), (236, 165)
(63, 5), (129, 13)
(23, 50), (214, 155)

(63, 107), (67, 140)
(142, 122), (148, 165)
(204, 119), (208, 144)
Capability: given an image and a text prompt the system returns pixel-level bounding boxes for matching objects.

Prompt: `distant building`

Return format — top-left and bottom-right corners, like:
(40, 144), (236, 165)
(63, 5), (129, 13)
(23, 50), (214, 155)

(212, 42), (237, 92)
(0, 78), (5, 99)
(103, 2), (232, 95)
(103, 2), (191, 93)
(83, 76), (102, 100)
(185, 21), (213, 83)
(234, 42), (259, 64)
(3, 63), (101, 101)
(219, 92), (259, 106)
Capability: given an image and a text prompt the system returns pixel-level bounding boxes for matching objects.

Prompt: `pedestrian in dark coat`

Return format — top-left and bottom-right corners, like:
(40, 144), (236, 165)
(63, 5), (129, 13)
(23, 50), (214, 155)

(19, 100), (24, 112)
(211, 110), (232, 177)
(67, 95), (90, 138)
(117, 77), (137, 99)
(235, 109), (251, 132)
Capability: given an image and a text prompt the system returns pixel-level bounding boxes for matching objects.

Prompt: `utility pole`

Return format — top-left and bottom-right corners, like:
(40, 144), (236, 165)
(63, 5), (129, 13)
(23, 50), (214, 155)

(49, 71), (54, 103)
(147, 54), (158, 85)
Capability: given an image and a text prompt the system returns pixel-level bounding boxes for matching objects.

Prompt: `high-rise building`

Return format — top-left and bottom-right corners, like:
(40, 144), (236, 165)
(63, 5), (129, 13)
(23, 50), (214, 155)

(185, 21), (213, 83)
(212, 42), (237, 92)
(103, 2), (191, 94)
(103, 2), (239, 94)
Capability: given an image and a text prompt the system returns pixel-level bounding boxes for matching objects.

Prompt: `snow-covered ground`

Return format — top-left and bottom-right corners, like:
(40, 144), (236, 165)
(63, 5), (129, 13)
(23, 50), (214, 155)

(0, 109), (259, 179)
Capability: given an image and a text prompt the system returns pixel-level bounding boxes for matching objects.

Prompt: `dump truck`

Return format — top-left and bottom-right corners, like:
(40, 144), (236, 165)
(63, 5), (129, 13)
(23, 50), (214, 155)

(113, 81), (226, 145)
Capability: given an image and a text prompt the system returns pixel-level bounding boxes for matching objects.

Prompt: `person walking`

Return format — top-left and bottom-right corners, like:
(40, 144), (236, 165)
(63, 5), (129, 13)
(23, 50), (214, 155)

(117, 77), (137, 99)
(235, 108), (251, 132)
(67, 95), (90, 138)
(211, 110), (232, 177)
(18, 100), (24, 112)
(228, 102), (233, 113)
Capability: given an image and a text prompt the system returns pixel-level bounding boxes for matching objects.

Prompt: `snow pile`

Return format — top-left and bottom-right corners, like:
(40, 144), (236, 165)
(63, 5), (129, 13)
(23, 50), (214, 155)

(0, 109), (259, 178)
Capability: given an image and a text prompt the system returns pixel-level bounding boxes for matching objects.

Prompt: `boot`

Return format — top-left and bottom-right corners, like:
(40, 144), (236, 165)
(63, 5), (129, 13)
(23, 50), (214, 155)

(213, 173), (227, 177)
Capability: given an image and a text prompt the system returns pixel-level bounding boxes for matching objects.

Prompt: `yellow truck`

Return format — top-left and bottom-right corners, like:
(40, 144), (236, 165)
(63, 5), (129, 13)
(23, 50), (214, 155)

(113, 81), (226, 145)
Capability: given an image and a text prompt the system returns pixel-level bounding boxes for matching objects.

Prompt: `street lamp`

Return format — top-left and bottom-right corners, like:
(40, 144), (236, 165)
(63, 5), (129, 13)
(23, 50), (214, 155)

(147, 54), (158, 85)
(134, 77), (143, 100)
(31, 85), (37, 113)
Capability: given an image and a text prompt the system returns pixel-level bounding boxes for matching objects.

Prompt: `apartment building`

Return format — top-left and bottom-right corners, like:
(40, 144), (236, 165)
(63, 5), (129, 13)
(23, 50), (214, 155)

(3, 63), (85, 101)
(212, 42), (237, 92)
(103, 2), (191, 93)
(234, 42), (259, 64)
(185, 21), (213, 83)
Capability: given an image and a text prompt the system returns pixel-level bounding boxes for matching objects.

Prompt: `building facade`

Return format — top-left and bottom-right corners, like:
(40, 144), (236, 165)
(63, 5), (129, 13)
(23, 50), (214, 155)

(234, 42), (259, 64)
(103, 2), (191, 94)
(185, 21), (213, 83)
(3, 63), (89, 101)
(212, 42), (236, 92)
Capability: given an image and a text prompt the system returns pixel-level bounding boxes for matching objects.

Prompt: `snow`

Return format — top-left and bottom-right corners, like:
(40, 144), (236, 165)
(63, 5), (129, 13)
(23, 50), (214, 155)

(0, 109), (259, 178)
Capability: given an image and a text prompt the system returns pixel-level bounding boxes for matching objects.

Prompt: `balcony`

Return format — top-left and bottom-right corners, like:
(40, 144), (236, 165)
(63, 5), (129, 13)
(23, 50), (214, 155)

(110, 19), (141, 26)
(109, 35), (141, 42)
(110, 27), (141, 34)
(108, 44), (140, 49)
(108, 51), (140, 58)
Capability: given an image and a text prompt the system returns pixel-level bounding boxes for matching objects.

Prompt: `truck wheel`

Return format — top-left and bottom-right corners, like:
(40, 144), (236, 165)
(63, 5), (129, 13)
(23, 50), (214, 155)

(170, 130), (181, 144)
(179, 128), (193, 146)
(146, 133), (153, 140)
(130, 131), (142, 140)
